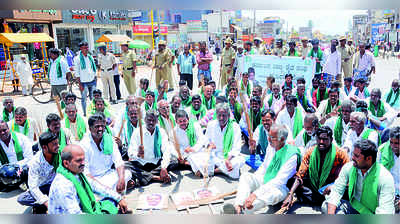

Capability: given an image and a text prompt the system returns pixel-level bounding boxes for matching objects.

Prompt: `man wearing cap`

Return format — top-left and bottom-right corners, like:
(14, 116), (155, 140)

(272, 39), (287, 57)
(253, 37), (265, 55)
(97, 44), (117, 104)
(299, 37), (311, 58)
(220, 38), (235, 88)
(120, 41), (137, 95)
(74, 41), (97, 115)
(154, 40), (175, 91)
(338, 37), (353, 80)
(308, 39), (324, 79)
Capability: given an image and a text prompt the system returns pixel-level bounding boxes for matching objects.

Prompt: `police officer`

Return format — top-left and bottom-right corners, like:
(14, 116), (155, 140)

(220, 37), (235, 88)
(154, 40), (175, 91)
(97, 43), (117, 104)
(120, 41), (137, 95)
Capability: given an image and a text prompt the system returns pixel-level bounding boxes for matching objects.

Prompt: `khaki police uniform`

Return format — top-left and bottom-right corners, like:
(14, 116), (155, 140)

(155, 48), (174, 88)
(338, 45), (353, 79)
(121, 50), (137, 94)
(220, 47), (235, 88)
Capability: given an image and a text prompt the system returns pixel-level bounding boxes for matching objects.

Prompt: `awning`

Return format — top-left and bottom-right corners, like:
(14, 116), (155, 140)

(0, 33), (54, 44)
(96, 34), (133, 43)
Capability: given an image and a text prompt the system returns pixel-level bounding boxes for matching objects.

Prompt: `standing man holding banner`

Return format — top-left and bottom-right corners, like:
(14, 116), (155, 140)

(220, 38), (235, 88)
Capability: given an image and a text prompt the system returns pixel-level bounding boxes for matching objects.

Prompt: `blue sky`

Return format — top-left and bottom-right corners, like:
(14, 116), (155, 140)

(242, 10), (368, 35)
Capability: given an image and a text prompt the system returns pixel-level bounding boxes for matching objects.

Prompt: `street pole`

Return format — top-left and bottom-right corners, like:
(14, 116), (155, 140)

(151, 9), (155, 49)
(220, 10), (223, 39)
(158, 9), (161, 42)
(253, 9), (256, 39)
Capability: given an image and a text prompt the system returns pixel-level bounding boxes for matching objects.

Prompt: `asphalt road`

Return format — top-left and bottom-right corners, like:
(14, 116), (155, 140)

(0, 56), (399, 214)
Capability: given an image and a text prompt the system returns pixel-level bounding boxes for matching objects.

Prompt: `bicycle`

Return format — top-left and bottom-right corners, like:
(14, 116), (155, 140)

(31, 73), (86, 104)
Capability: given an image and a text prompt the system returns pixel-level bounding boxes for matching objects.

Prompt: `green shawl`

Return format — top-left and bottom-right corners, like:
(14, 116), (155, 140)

(65, 115), (86, 141)
(325, 100), (340, 115)
(202, 94), (216, 110)
(153, 126), (162, 158)
(11, 119), (30, 137)
(231, 102), (242, 122)
(263, 144), (301, 184)
(258, 125), (268, 155)
(159, 113), (175, 130)
(296, 93), (309, 110)
(49, 56), (63, 78)
(309, 144), (336, 191)
(292, 107), (303, 138)
(361, 128), (381, 146)
(100, 132), (113, 155)
(240, 80), (251, 96)
(191, 105), (207, 119)
(348, 163), (380, 214)
(268, 94), (280, 108)
(2, 107), (15, 122)
(57, 165), (118, 214)
(385, 89), (400, 107)
(223, 119), (234, 159)
(145, 102), (157, 111)
(181, 96), (192, 107)
(287, 50), (299, 56)
(316, 89), (328, 107)
(308, 48), (323, 74)
(0, 132), (24, 165)
(379, 142), (395, 171)
(333, 115), (344, 146)
(185, 119), (197, 147)
(249, 109), (262, 132)
(368, 100), (385, 118)
(302, 130), (312, 147)
(79, 51), (97, 72)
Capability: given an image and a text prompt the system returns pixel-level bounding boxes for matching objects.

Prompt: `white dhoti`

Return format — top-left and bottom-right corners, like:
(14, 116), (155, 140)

(16, 62), (34, 95)
(93, 169), (132, 191)
(234, 173), (289, 214)
(186, 151), (214, 176)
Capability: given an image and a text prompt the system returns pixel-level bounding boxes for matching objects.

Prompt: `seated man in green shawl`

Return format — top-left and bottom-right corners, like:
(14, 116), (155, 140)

(86, 89), (111, 116)
(2, 97), (15, 123)
(48, 144), (129, 214)
(179, 85), (192, 108)
(282, 126), (349, 211)
(224, 124), (300, 214)
(378, 126), (400, 213)
(46, 113), (72, 152)
(322, 139), (395, 214)
(384, 79), (400, 110)
(366, 88), (397, 128)
(170, 95), (182, 116)
(185, 94), (207, 122)
(91, 98), (115, 128)
(63, 104), (87, 142)
(316, 88), (341, 122)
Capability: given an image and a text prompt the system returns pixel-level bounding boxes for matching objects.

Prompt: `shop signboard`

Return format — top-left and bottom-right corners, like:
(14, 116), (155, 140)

(62, 10), (130, 24)
(133, 24), (168, 35)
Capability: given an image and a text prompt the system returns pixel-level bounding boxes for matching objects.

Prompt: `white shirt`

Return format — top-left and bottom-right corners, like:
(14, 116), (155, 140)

(174, 121), (207, 159)
(322, 49), (341, 76)
(377, 149), (400, 195)
(48, 172), (122, 214)
(49, 56), (69, 85)
(128, 126), (172, 169)
(275, 107), (305, 138)
(27, 151), (56, 204)
(365, 99), (396, 126)
(252, 144), (298, 198)
(81, 133), (124, 177)
(343, 128), (379, 156)
(349, 87), (370, 101)
(15, 60), (33, 86)
(97, 52), (116, 71)
(325, 116), (351, 145)
(73, 52), (96, 83)
(0, 132), (33, 166)
(205, 120), (242, 159)
(8, 118), (39, 142)
(264, 94), (284, 114)
(316, 99), (341, 120)
(294, 129), (317, 155)
(355, 51), (375, 71)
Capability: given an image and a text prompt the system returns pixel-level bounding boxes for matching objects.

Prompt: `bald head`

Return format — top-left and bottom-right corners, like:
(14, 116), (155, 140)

(61, 144), (85, 174)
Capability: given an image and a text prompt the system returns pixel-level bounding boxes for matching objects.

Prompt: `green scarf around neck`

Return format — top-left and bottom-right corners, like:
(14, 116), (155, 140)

(309, 144), (336, 192)
(325, 100), (340, 115)
(79, 51), (96, 72)
(57, 165), (118, 214)
(348, 162), (380, 214)
(0, 132), (23, 165)
(263, 144), (300, 184)
(126, 120), (137, 145)
(185, 119), (197, 147)
(368, 100), (385, 117)
(2, 107), (15, 122)
(223, 119), (234, 159)
(379, 142), (395, 171)
(202, 93), (216, 110)
(302, 130), (312, 146)
(308, 48), (323, 73)
(292, 107), (303, 138)
(287, 50), (299, 56)
(49, 56), (63, 78)
(100, 132), (113, 155)
(65, 115), (86, 141)
(240, 80), (251, 96)
(11, 119), (30, 137)
(181, 96), (192, 107)
(258, 125), (268, 155)
(191, 104), (207, 119)
(231, 102), (242, 122)
(296, 93), (308, 110)
(386, 89), (400, 107)
(361, 128), (381, 146)
(48, 128), (67, 151)
(153, 126), (162, 158)
(249, 109), (262, 132)
(268, 94), (280, 108)
(159, 113), (175, 130)
(145, 101), (156, 111)
(333, 115), (344, 146)
(316, 89), (328, 107)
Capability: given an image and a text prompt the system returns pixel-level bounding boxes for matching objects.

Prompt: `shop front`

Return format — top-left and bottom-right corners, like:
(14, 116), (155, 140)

(54, 9), (133, 54)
